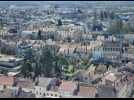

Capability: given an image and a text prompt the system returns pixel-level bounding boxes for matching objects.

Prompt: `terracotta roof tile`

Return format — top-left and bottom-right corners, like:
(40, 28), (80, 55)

(60, 81), (77, 92)
(78, 86), (96, 97)
(0, 75), (15, 86)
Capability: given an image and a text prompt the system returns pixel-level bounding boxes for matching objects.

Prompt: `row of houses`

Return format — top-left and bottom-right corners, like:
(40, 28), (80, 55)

(0, 65), (133, 98)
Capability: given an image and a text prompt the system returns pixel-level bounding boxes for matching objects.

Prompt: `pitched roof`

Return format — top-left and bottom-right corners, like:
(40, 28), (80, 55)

(97, 85), (117, 98)
(0, 75), (15, 86)
(16, 91), (36, 98)
(103, 71), (122, 82)
(15, 78), (34, 89)
(59, 80), (77, 92)
(38, 77), (53, 87)
(78, 86), (96, 98)
(104, 73), (117, 82)
(96, 64), (106, 73)
(102, 41), (121, 47)
(126, 73), (134, 82)
(0, 89), (13, 98)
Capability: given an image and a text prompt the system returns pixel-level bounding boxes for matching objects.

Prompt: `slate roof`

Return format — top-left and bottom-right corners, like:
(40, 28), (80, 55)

(97, 85), (117, 98)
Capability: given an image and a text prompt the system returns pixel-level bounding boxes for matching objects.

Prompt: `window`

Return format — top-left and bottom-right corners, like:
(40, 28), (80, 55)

(110, 48), (112, 52)
(47, 93), (49, 96)
(36, 91), (38, 95)
(112, 48), (114, 51)
(44, 93), (46, 96)
(112, 48), (114, 52)
(115, 48), (117, 51)
(55, 94), (57, 97)
(105, 48), (107, 51)
(51, 94), (53, 96)
(107, 48), (109, 51)
(85, 77), (88, 80)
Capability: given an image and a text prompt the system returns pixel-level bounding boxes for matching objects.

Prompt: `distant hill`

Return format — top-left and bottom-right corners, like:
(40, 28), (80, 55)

(0, 1), (134, 8)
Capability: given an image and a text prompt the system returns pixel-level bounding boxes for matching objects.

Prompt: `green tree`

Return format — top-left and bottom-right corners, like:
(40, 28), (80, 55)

(56, 55), (68, 74)
(100, 11), (104, 20)
(21, 60), (33, 78)
(57, 19), (62, 26)
(21, 45), (68, 79)
(109, 11), (115, 20)
(104, 11), (108, 19)
(108, 19), (123, 34)
(117, 19), (123, 33)
(122, 23), (130, 33)
(1, 69), (8, 75)
(37, 30), (42, 40)
(93, 10), (97, 26)
(77, 8), (83, 13)
(41, 46), (55, 76)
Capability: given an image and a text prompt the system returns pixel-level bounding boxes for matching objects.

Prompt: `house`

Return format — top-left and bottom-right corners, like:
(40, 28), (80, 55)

(0, 75), (15, 88)
(127, 61), (134, 68)
(116, 72), (134, 98)
(77, 85), (97, 98)
(124, 46), (134, 60)
(31, 40), (45, 51)
(34, 77), (60, 98)
(91, 46), (103, 60)
(0, 88), (14, 98)
(58, 44), (75, 56)
(75, 45), (93, 55)
(118, 66), (134, 74)
(73, 69), (93, 84)
(45, 39), (56, 46)
(15, 90), (36, 98)
(102, 41), (122, 61)
(96, 85), (117, 98)
(101, 72), (122, 87)
(91, 40), (103, 60)
(21, 31), (34, 39)
(59, 80), (78, 97)
(0, 87), (36, 98)
(124, 34), (134, 45)
(97, 34), (116, 41)
(86, 64), (96, 77)
(14, 78), (34, 93)
(95, 64), (107, 75)
(0, 76), (35, 98)
(41, 31), (57, 40)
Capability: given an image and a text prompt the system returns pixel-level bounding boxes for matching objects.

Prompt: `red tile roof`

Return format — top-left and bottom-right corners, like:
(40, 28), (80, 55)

(0, 75), (15, 86)
(78, 86), (96, 98)
(60, 81), (77, 92)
